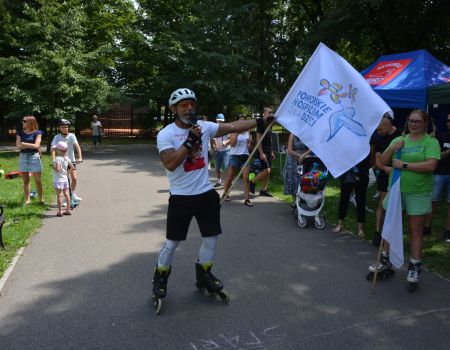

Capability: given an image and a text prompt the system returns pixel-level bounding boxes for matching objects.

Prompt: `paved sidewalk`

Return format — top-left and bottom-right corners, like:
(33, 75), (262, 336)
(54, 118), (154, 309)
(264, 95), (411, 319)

(0, 144), (449, 349)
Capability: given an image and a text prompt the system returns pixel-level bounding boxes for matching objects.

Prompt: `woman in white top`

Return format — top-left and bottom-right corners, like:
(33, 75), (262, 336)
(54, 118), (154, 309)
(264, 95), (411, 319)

(222, 116), (253, 207)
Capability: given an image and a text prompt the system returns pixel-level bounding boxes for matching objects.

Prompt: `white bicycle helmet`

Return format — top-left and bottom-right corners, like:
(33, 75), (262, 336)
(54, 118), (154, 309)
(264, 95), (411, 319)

(58, 118), (71, 126)
(168, 88), (197, 107)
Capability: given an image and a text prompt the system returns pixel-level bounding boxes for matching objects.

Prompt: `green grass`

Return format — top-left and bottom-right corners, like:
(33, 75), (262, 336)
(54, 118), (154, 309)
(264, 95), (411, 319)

(268, 153), (450, 279)
(0, 151), (54, 278)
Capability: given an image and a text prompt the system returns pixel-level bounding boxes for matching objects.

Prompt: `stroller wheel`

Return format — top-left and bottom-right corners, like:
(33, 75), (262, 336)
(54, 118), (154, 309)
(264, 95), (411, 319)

(297, 215), (307, 228)
(314, 216), (326, 230)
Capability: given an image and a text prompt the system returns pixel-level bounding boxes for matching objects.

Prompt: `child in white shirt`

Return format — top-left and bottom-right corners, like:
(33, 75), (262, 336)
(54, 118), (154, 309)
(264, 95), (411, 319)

(52, 141), (73, 217)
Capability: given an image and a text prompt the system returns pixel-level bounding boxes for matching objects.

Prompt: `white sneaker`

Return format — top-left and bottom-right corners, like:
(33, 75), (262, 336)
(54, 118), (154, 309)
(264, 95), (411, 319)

(73, 193), (82, 201)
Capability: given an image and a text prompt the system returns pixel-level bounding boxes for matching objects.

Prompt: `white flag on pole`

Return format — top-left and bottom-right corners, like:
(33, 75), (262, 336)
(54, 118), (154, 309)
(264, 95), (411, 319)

(276, 43), (393, 177)
(382, 168), (404, 268)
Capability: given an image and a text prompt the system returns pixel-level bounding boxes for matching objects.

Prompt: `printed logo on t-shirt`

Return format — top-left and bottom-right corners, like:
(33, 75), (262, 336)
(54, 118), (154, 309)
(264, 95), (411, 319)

(443, 143), (450, 149)
(402, 145), (424, 154)
(172, 132), (206, 172)
(183, 143), (205, 172)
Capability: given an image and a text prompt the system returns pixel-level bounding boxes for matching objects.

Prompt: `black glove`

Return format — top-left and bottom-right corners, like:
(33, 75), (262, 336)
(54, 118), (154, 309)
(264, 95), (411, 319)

(183, 130), (201, 150)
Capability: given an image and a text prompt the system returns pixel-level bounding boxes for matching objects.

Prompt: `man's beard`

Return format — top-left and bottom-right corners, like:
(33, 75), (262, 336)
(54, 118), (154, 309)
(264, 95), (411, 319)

(178, 111), (198, 126)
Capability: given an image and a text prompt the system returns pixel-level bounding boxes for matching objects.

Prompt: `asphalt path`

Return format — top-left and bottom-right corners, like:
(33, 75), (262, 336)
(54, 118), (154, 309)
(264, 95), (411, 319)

(0, 144), (450, 350)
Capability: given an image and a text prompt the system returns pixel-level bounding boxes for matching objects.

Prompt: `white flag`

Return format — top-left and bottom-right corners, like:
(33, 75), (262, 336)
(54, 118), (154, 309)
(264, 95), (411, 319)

(276, 43), (393, 177)
(382, 168), (404, 268)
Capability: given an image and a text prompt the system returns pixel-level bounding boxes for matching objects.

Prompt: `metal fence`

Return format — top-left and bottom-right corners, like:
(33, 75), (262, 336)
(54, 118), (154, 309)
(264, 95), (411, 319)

(80, 105), (152, 138)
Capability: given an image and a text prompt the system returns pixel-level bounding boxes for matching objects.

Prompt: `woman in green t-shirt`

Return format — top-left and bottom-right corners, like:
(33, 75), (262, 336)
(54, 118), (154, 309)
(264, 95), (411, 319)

(377, 109), (440, 287)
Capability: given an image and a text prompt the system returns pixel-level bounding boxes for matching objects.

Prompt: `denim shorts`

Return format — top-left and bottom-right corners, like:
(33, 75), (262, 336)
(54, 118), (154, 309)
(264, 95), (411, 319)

(383, 192), (432, 216)
(258, 152), (272, 169)
(229, 154), (249, 168)
(19, 152), (42, 173)
(431, 175), (450, 202)
(215, 150), (230, 172)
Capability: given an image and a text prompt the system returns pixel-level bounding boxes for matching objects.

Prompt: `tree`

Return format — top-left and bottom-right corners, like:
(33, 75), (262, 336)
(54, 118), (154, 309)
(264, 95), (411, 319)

(0, 0), (136, 141)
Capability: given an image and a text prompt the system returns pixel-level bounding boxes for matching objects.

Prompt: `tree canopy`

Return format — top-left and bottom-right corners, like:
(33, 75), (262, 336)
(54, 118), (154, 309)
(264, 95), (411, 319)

(0, 0), (449, 125)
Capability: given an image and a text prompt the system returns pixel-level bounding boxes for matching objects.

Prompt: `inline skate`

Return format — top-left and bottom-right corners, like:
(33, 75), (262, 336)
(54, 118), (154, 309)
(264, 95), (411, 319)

(406, 261), (422, 293)
(366, 254), (395, 281)
(152, 266), (171, 315)
(195, 262), (229, 303)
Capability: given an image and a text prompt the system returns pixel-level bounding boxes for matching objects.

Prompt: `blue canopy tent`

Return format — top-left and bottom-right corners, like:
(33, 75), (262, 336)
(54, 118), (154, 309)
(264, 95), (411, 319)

(361, 49), (450, 109)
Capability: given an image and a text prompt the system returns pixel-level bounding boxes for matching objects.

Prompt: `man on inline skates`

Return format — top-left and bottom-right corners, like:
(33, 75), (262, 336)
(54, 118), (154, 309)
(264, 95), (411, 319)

(153, 88), (274, 313)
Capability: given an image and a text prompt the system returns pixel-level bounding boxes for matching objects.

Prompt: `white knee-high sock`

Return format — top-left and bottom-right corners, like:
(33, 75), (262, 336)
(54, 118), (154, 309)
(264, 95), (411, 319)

(198, 236), (218, 265)
(157, 239), (180, 268)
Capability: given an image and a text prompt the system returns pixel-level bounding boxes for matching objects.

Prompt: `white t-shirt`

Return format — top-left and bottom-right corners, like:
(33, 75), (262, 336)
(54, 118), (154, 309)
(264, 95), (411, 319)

(157, 121), (219, 195)
(214, 134), (230, 152)
(51, 133), (79, 162)
(53, 156), (69, 183)
(230, 132), (250, 156)
(91, 121), (103, 136)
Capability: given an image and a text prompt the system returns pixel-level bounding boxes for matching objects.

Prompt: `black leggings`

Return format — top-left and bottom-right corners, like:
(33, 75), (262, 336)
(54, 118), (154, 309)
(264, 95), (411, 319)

(338, 176), (369, 223)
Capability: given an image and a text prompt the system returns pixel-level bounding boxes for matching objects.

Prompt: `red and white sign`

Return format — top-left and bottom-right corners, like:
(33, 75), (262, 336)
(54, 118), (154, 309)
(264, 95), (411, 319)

(364, 59), (413, 86)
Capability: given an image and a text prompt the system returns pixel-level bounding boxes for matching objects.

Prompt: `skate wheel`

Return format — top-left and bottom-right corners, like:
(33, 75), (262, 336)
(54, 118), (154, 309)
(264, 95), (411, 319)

(218, 290), (230, 304)
(314, 217), (326, 229)
(153, 298), (163, 315)
(297, 215), (307, 228)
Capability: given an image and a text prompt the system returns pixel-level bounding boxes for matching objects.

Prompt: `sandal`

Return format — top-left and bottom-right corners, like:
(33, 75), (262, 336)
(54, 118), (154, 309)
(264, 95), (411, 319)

(333, 225), (343, 233)
(244, 199), (253, 207)
(56, 212), (63, 217)
(63, 211), (72, 216)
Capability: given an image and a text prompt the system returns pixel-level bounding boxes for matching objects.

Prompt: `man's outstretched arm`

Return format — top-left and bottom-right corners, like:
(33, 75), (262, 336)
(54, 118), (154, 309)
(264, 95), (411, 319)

(215, 108), (275, 138)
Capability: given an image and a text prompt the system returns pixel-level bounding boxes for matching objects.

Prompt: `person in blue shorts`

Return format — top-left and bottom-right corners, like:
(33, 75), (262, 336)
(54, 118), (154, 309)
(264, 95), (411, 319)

(16, 115), (44, 204)
(424, 113), (450, 242)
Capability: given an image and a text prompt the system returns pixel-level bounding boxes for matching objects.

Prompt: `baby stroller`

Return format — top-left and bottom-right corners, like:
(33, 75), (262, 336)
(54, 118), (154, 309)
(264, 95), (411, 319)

(295, 157), (328, 229)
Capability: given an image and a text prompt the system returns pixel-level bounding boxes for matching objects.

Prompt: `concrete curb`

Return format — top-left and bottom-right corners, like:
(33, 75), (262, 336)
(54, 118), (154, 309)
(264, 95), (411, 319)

(0, 247), (24, 295)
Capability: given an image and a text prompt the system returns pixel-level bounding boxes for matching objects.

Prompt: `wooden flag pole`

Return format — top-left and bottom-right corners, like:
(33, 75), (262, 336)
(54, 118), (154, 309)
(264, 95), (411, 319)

(370, 238), (385, 293)
(220, 120), (276, 206)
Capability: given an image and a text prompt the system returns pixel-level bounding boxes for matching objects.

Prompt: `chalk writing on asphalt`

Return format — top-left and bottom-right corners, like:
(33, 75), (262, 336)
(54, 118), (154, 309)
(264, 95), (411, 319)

(189, 325), (286, 349)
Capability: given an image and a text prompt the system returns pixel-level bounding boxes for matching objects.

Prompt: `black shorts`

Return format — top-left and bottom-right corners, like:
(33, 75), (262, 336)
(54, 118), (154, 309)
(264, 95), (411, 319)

(166, 189), (222, 241)
(376, 171), (389, 192)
